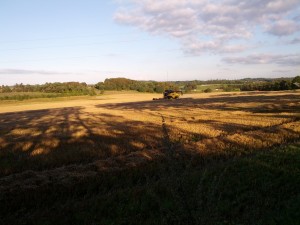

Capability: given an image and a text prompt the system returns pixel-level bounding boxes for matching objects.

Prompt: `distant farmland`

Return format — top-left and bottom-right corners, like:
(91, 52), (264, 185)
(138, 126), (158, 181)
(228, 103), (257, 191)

(0, 91), (300, 225)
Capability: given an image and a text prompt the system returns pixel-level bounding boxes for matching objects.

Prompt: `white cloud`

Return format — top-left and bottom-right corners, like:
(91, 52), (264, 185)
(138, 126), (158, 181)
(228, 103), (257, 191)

(183, 39), (248, 55)
(267, 19), (299, 36)
(0, 69), (73, 75)
(223, 54), (300, 66)
(289, 37), (300, 44)
(114, 0), (300, 54)
(273, 69), (291, 73)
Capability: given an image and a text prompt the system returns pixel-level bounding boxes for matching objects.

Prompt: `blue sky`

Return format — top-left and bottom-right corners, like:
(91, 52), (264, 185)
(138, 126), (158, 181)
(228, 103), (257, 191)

(0, 0), (299, 85)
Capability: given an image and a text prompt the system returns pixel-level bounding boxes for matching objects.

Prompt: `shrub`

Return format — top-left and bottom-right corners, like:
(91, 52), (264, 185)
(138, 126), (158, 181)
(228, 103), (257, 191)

(203, 88), (212, 93)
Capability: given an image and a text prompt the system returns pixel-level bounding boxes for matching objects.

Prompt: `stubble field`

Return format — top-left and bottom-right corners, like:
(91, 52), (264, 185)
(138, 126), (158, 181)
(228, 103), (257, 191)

(0, 91), (300, 225)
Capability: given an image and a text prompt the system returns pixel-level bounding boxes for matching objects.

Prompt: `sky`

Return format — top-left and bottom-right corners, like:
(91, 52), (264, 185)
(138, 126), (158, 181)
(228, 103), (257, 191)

(0, 0), (299, 85)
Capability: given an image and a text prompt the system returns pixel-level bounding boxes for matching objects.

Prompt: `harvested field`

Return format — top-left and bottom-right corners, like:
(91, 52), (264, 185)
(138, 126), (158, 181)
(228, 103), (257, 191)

(1, 91), (299, 175)
(0, 91), (300, 225)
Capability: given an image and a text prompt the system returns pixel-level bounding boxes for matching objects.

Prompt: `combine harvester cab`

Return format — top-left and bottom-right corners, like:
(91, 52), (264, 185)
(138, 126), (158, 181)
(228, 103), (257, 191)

(153, 90), (183, 100)
(163, 90), (183, 99)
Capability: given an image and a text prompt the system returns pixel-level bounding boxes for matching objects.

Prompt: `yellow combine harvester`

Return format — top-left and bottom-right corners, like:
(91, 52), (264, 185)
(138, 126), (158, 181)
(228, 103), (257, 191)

(163, 89), (183, 99)
(153, 89), (183, 100)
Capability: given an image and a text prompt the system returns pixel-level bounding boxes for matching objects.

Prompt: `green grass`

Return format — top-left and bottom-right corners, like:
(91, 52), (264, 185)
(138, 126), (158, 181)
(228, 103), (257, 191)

(0, 91), (96, 101)
(196, 84), (223, 92)
(0, 92), (62, 101)
(195, 84), (242, 92)
(1, 142), (299, 225)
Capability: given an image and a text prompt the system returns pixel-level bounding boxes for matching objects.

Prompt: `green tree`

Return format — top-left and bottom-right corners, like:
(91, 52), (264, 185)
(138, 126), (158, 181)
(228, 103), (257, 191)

(184, 82), (197, 92)
(95, 82), (105, 90)
(0, 85), (12, 93)
(204, 88), (212, 93)
(154, 85), (164, 93)
(292, 76), (300, 89)
(279, 80), (291, 90)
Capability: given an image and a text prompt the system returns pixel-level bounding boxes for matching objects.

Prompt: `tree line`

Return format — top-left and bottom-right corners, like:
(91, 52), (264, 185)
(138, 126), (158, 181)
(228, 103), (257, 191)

(0, 82), (96, 95)
(94, 78), (180, 93)
(94, 76), (300, 93)
(1, 76), (299, 96)
(240, 76), (300, 91)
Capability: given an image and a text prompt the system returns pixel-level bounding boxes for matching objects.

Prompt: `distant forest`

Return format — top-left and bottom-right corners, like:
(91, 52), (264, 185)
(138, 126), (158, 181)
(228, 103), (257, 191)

(94, 76), (300, 93)
(0, 82), (95, 94)
(1, 76), (299, 98)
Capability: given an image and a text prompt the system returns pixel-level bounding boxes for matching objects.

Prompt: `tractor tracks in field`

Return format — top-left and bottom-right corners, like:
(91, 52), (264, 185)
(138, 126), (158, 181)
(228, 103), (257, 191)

(201, 117), (300, 146)
(159, 113), (197, 225)
(157, 113), (300, 225)
(159, 113), (186, 157)
(160, 113), (172, 152)
(0, 148), (164, 194)
(162, 114), (300, 146)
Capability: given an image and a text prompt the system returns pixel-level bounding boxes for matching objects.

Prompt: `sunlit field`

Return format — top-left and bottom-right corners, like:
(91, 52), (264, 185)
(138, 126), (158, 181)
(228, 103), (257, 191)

(1, 91), (300, 225)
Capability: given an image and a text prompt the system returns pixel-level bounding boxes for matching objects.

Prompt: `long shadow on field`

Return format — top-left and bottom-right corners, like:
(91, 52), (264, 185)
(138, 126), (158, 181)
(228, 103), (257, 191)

(95, 92), (300, 156)
(0, 95), (300, 225)
(0, 107), (166, 176)
(1, 93), (299, 176)
(98, 93), (300, 114)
